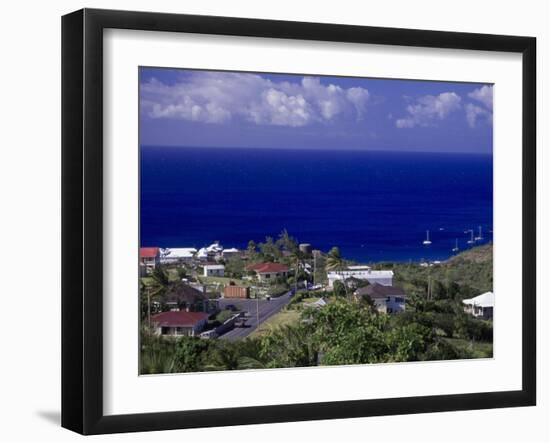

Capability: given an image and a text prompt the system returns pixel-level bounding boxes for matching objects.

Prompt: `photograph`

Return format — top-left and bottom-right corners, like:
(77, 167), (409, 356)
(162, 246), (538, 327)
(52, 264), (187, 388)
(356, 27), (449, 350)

(138, 67), (494, 374)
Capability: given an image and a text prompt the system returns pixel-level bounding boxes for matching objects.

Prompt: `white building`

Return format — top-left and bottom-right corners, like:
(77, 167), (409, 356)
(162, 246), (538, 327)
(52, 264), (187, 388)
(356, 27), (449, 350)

(463, 291), (494, 320)
(206, 242), (223, 253)
(203, 264), (225, 277)
(160, 247), (197, 263)
(197, 248), (209, 261)
(327, 266), (394, 288)
(222, 247), (239, 258)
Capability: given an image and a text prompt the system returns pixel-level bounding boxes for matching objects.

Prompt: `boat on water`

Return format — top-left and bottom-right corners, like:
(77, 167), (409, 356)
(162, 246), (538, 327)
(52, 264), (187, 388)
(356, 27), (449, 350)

(452, 238), (459, 252)
(423, 230), (432, 245)
(474, 225), (484, 241)
(467, 229), (475, 245)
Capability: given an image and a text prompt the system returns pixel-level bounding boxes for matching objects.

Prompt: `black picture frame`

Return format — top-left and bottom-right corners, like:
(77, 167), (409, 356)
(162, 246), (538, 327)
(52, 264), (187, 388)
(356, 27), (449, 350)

(62, 8), (536, 435)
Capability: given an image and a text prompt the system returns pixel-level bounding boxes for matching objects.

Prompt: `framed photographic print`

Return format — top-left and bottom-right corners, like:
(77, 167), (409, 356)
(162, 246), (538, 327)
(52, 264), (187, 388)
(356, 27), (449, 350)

(61, 8), (536, 435)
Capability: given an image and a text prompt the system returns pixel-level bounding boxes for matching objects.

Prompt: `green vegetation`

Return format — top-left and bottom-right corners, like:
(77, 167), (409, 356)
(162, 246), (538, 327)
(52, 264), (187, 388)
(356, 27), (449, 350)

(443, 338), (493, 359)
(141, 295), (490, 374)
(250, 310), (301, 338)
(139, 238), (493, 374)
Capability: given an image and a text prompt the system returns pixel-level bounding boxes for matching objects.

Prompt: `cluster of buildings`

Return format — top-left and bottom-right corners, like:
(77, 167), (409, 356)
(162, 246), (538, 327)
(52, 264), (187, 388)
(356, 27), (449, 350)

(141, 244), (493, 338)
(327, 265), (405, 314)
(161, 242), (240, 263)
(139, 243), (241, 277)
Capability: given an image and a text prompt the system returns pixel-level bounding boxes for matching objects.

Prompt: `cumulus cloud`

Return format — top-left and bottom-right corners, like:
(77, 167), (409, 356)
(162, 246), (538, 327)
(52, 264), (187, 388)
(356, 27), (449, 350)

(465, 85), (493, 127)
(465, 103), (492, 128)
(468, 85), (493, 110)
(395, 92), (462, 128)
(140, 72), (370, 127)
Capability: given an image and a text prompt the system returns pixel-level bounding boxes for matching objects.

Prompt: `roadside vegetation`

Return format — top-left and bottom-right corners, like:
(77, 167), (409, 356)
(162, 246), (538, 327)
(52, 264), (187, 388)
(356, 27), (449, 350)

(140, 233), (493, 374)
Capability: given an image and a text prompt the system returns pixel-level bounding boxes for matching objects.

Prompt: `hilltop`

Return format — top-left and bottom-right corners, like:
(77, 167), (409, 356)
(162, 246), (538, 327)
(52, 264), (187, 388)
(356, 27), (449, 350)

(392, 243), (493, 298)
(446, 242), (493, 265)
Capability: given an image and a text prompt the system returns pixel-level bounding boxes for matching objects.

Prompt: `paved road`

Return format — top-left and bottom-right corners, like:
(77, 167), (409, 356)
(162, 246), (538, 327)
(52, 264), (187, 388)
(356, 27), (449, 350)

(217, 292), (293, 340)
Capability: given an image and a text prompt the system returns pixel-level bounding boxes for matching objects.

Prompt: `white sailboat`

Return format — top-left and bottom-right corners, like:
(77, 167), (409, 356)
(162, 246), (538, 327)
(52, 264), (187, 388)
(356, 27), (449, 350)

(467, 229), (475, 245)
(452, 238), (459, 252)
(474, 225), (483, 241)
(423, 230), (432, 245)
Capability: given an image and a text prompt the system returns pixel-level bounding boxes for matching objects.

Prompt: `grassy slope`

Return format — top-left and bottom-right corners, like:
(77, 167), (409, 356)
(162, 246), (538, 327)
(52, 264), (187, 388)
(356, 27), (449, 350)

(249, 310), (301, 338)
(443, 338), (493, 358)
(392, 243), (493, 295)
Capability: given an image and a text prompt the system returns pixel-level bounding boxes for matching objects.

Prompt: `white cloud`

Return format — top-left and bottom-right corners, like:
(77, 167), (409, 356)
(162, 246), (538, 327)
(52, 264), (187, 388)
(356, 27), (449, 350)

(395, 92), (462, 128)
(140, 72), (370, 127)
(465, 103), (492, 128)
(468, 85), (493, 110)
(465, 85), (493, 128)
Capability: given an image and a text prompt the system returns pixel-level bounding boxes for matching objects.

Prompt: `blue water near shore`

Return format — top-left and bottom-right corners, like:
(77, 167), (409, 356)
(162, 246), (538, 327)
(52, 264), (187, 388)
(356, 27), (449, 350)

(140, 146), (493, 263)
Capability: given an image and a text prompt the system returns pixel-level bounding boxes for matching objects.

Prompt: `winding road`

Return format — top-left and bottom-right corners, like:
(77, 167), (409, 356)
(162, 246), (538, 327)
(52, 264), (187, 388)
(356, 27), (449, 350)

(217, 291), (293, 340)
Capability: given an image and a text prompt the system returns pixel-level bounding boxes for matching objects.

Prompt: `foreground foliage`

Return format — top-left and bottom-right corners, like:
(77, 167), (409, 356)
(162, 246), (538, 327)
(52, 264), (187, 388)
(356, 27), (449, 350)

(140, 244), (493, 374)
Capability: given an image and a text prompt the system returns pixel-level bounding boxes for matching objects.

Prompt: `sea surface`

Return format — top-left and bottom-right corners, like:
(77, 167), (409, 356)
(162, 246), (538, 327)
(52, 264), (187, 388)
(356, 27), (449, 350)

(140, 146), (493, 262)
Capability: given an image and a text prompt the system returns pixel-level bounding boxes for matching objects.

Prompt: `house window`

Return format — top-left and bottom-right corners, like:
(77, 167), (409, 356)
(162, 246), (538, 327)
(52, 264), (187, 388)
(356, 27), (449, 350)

(265, 274), (270, 278)
(395, 297), (404, 303)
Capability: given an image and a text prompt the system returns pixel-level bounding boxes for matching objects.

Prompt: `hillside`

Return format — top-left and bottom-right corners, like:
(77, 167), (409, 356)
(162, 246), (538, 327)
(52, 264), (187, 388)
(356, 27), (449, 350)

(392, 243), (493, 298)
(446, 242), (493, 265)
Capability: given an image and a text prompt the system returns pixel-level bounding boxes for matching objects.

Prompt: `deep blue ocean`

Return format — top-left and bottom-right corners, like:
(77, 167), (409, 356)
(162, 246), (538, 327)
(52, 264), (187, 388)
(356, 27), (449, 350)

(140, 146), (493, 263)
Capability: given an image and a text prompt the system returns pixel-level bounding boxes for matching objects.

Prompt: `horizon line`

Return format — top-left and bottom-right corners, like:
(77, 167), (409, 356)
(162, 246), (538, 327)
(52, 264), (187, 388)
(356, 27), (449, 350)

(140, 145), (492, 155)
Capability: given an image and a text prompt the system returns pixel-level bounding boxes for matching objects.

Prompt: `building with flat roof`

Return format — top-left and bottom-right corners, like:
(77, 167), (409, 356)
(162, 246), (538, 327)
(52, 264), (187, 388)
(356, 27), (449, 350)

(160, 247), (197, 263)
(327, 267), (394, 288)
(203, 264), (225, 277)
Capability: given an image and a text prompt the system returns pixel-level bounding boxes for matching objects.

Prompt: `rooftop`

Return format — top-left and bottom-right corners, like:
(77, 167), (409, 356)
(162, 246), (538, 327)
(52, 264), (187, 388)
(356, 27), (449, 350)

(140, 247), (160, 258)
(463, 291), (494, 308)
(203, 264), (225, 270)
(355, 283), (406, 298)
(151, 311), (209, 327)
(163, 247), (197, 258)
(246, 262), (290, 273)
(327, 269), (394, 277)
(164, 283), (206, 305)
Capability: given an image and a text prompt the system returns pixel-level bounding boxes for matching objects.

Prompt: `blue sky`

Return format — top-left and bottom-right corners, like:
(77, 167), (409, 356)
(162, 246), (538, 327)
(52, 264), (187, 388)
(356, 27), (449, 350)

(139, 67), (493, 153)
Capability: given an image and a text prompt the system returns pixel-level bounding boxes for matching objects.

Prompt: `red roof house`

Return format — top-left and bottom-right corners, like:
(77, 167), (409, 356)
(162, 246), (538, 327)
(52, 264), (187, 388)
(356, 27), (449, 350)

(151, 311), (209, 337)
(140, 247), (160, 258)
(140, 247), (160, 272)
(246, 262), (289, 281)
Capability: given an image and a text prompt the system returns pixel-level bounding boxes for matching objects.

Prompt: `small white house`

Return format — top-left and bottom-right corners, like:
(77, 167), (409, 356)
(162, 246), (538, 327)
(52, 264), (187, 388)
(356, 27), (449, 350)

(203, 264), (225, 277)
(463, 291), (494, 320)
(327, 267), (394, 288)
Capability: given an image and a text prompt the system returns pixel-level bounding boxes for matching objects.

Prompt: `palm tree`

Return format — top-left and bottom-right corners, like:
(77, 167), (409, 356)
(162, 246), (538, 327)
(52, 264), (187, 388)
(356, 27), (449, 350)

(325, 247), (349, 297)
(289, 249), (304, 293)
(325, 247), (344, 271)
(260, 325), (318, 367)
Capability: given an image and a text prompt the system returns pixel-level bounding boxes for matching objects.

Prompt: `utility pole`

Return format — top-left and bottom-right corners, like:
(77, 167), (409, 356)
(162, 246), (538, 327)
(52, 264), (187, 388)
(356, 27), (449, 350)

(147, 287), (151, 329)
(256, 292), (260, 329)
(313, 253), (316, 286)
